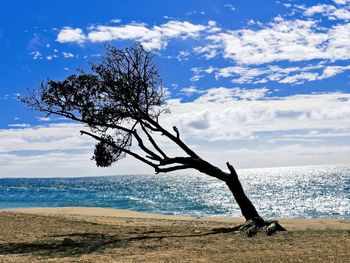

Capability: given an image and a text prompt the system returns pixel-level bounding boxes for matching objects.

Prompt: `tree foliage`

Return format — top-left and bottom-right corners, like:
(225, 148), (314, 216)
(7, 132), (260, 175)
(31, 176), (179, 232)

(22, 44), (201, 173)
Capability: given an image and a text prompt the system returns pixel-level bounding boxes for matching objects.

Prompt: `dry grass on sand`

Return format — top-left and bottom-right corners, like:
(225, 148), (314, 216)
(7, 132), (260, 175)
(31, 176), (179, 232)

(0, 208), (349, 262)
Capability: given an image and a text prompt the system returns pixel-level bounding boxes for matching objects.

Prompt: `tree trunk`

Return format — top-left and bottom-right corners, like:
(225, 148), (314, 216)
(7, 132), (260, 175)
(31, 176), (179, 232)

(225, 169), (261, 222)
(195, 159), (262, 223)
(224, 163), (286, 236)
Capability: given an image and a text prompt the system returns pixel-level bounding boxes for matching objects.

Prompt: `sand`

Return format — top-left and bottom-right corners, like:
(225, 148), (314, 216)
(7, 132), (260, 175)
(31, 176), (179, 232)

(0, 207), (349, 262)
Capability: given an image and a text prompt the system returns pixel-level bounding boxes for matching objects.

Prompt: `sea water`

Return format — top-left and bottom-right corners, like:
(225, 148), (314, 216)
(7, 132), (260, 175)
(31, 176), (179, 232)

(0, 165), (349, 219)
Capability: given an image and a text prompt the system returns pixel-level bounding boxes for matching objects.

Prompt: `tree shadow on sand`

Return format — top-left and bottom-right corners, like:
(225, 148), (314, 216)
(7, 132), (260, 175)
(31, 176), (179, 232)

(0, 227), (242, 258)
(0, 233), (127, 258)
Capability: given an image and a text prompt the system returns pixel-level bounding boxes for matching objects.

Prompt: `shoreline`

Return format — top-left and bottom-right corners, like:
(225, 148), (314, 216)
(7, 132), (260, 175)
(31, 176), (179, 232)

(4, 206), (350, 230)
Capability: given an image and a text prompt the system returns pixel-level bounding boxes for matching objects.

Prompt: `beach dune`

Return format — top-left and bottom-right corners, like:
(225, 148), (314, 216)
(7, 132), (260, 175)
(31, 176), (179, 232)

(0, 207), (349, 262)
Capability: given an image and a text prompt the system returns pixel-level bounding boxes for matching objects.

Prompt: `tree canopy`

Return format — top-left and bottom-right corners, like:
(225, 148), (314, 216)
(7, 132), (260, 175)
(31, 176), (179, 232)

(22, 44), (206, 176)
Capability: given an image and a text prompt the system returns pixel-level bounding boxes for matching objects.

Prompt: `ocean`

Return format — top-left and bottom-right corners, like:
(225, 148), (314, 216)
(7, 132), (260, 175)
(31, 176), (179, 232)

(0, 165), (349, 219)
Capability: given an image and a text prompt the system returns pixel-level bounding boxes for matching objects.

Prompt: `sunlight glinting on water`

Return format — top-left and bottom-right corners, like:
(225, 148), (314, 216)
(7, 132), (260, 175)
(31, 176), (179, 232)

(0, 165), (349, 218)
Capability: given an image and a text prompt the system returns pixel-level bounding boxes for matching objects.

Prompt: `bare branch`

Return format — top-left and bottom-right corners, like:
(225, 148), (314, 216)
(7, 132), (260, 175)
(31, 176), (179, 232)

(226, 162), (237, 176)
(173, 126), (180, 139)
(145, 155), (160, 161)
(140, 122), (168, 159)
(159, 157), (192, 166)
(155, 164), (192, 174)
(132, 129), (162, 161)
(226, 162), (240, 182)
(147, 116), (199, 158)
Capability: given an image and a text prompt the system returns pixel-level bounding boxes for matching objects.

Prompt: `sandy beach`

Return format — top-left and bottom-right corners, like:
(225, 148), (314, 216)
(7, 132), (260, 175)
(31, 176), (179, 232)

(0, 207), (349, 262)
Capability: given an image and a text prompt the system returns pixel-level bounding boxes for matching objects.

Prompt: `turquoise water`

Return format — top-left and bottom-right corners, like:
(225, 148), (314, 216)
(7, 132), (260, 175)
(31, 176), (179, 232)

(0, 165), (349, 218)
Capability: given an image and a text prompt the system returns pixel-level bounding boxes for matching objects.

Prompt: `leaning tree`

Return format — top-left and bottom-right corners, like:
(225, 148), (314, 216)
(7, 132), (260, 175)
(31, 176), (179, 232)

(22, 44), (285, 236)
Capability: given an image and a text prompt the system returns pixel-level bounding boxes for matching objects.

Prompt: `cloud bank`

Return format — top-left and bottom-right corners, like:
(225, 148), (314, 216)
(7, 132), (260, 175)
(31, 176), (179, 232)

(2, 90), (350, 176)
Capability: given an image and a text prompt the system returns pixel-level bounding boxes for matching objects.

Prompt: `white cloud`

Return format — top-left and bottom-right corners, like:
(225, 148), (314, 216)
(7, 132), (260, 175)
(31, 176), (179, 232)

(110, 18), (121, 24)
(191, 66), (215, 82)
(194, 16), (350, 67)
(326, 23), (350, 58)
(8, 123), (31, 128)
(180, 86), (205, 96)
(207, 20), (221, 33)
(193, 87), (269, 103)
(56, 27), (86, 44)
(58, 21), (208, 50)
(216, 66), (267, 84)
(333, 0), (350, 5)
(0, 123), (93, 153)
(300, 4), (350, 21)
(193, 45), (219, 59)
(176, 50), (190, 61)
(163, 89), (350, 142)
(202, 144), (350, 169)
(303, 105), (350, 121)
(303, 4), (333, 16)
(29, 51), (42, 60)
(332, 7), (350, 20)
(224, 4), (235, 12)
(185, 8), (350, 85)
(165, 88), (275, 141)
(320, 65), (350, 78)
(156, 20), (206, 38)
(36, 117), (51, 122)
(191, 64), (350, 85)
(62, 52), (74, 58)
(46, 54), (58, 61)
(205, 19), (330, 65)
(279, 72), (319, 84)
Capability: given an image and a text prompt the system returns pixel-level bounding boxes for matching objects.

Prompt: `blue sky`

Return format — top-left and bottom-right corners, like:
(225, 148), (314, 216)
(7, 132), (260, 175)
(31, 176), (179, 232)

(1, 0), (350, 177)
